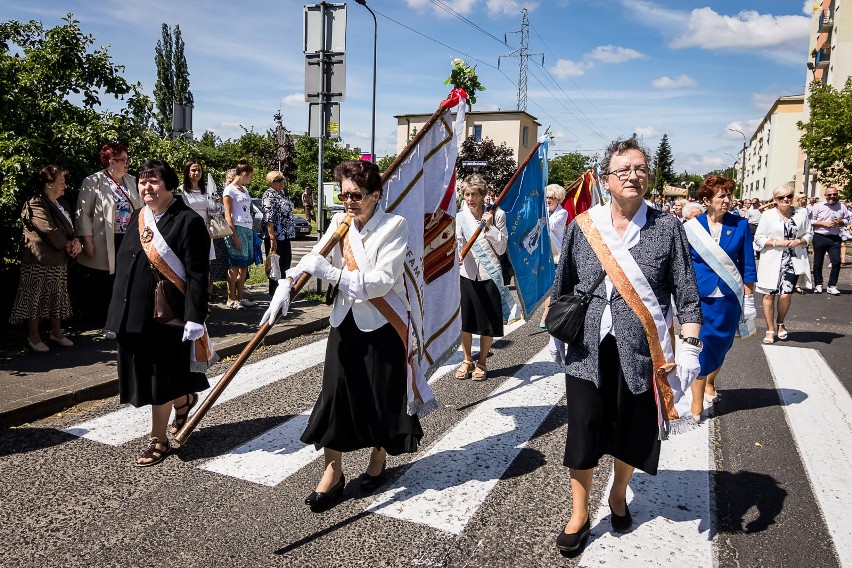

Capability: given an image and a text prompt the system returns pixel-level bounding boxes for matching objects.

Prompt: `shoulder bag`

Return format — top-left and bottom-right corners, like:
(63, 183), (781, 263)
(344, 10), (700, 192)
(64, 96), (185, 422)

(545, 270), (607, 346)
(207, 214), (232, 239)
(151, 265), (186, 327)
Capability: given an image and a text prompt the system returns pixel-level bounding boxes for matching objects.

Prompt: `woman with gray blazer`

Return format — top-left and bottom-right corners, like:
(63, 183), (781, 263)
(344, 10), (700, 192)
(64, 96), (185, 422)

(551, 136), (702, 553)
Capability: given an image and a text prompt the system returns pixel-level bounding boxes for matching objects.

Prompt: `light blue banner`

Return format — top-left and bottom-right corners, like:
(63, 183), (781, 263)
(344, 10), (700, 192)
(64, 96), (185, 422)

(499, 138), (555, 318)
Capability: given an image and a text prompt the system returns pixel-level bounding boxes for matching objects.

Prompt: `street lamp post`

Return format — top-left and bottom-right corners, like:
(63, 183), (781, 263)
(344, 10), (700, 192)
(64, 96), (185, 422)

(355, 0), (377, 163)
(728, 128), (747, 198)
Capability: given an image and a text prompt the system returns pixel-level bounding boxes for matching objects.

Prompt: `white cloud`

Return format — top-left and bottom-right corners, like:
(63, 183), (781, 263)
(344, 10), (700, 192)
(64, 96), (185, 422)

(623, 1), (810, 64)
(724, 119), (762, 141)
(404, 0), (537, 17)
(634, 126), (663, 139)
(651, 75), (697, 89)
(587, 45), (646, 64)
(551, 59), (590, 78)
(751, 92), (778, 110)
(281, 94), (307, 107)
(803, 1), (818, 16)
(486, 0), (539, 16)
(676, 152), (725, 174)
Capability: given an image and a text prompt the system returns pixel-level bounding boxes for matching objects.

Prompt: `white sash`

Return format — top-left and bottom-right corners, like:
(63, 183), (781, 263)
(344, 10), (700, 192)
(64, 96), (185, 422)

(140, 206), (217, 371)
(586, 206), (691, 427)
(684, 218), (755, 339)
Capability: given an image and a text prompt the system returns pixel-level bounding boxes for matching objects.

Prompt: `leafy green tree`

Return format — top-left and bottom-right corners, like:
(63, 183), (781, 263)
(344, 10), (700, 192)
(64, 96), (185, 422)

(153, 24), (193, 138)
(377, 154), (397, 173)
(650, 134), (675, 194)
(456, 137), (517, 193)
(549, 152), (591, 187)
(798, 78), (852, 195)
(292, 135), (359, 197)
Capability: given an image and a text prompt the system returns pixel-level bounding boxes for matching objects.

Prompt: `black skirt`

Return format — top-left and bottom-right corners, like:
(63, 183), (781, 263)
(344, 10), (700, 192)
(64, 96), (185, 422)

(117, 322), (210, 407)
(563, 335), (661, 474)
(460, 276), (504, 337)
(300, 310), (423, 455)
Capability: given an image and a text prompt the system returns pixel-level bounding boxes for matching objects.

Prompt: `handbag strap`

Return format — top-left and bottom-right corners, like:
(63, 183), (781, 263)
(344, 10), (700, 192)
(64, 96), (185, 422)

(583, 270), (607, 297)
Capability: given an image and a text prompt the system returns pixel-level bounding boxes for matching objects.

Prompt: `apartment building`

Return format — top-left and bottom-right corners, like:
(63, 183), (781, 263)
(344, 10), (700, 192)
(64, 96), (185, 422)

(797, 0), (852, 196)
(395, 110), (540, 164)
(737, 95), (804, 201)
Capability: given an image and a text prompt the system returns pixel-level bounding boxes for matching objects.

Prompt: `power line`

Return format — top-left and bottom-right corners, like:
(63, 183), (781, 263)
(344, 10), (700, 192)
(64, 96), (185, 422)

(527, 66), (607, 144)
(425, 0), (508, 46)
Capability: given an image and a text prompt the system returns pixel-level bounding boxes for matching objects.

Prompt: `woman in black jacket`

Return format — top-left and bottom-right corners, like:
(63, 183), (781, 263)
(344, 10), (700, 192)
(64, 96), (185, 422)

(106, 159), (212, 467)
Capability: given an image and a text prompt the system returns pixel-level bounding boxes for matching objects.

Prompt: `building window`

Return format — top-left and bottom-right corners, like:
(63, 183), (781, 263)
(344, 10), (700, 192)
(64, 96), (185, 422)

(522, 126), (529, 147)
(473, 124), (482, 142)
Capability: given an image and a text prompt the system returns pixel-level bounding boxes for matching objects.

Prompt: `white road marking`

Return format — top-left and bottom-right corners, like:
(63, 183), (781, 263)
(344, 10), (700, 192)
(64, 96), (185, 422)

(63, 339), (328, 445)
(763, 345), (852, 568)
(199, 412), (320, 486)
(198, 319), (528, 485)
(578, 421), (713, 566)
(367, 346), (565, 534)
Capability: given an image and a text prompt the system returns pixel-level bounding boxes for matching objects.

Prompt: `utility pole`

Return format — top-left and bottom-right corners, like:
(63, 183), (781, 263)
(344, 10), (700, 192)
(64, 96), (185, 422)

(498, 8), (543, 112)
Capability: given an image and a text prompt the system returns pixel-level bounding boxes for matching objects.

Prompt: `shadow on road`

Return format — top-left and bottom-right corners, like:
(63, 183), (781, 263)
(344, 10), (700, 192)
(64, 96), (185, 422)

(715, 470), (788, 534)
(708, 387), (807, 419)
(0, 426), (79, 457)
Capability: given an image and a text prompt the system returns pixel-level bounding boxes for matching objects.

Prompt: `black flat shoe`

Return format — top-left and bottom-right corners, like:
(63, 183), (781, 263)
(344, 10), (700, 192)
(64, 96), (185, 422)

(360, 461), (386, 491)
(609, 499), (633, 533)
(555, 518), (590, 553)
(305, 474), (345, 511)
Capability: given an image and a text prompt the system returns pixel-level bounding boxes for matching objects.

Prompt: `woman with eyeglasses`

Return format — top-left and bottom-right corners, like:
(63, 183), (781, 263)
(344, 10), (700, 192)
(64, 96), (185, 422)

(754, 185), (813, 344)
(539, 183), (568, 328)
(75, 143), (142, 338)
(261, 160), (423, 512)
(261, 170), (295, 296)
(683, 176), (756, 420)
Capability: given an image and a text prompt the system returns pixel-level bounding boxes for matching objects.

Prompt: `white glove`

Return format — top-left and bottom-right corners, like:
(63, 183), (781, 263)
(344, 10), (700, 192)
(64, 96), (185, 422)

(742, 294), (756, 320)
(677, 343), (702, 391)
(182, 321), (205, 342)
(300, 254), (341, 283)
(549, 336), (567, 366)
(260, 278), (292, 326)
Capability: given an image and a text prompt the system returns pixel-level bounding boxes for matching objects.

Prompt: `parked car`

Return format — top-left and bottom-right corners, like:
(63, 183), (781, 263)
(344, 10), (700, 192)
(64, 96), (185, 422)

(252, 198), (312, 239)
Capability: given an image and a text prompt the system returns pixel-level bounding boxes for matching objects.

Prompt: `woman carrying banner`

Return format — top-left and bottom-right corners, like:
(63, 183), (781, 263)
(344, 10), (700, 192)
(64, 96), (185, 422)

(683, 176), (756, 421)
(455, 174), (516, 382)
(754, 185), (813, 344)
(550, 136), (702, 553)
(106, 159), (214, 467)
(539, 183), (569, 328)
(262, 160), (425, 511)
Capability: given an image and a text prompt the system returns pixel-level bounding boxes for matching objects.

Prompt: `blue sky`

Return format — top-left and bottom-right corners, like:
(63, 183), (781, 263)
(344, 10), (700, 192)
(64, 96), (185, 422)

(2, 0), (815, 174)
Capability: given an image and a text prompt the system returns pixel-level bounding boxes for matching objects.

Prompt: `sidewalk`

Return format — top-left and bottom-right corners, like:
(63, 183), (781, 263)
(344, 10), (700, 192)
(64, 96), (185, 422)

(0, 283), (331, 429)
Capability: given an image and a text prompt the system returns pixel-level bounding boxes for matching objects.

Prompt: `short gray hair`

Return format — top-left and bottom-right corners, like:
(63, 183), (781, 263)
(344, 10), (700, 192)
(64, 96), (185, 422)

(545, 183), (567, 202)
(600, 135), (650, 174)
(682, 201), (703, 219)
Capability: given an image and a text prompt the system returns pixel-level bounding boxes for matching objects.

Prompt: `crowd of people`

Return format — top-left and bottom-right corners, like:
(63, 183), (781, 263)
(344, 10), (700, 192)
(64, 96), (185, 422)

(7, 140), (851, 556)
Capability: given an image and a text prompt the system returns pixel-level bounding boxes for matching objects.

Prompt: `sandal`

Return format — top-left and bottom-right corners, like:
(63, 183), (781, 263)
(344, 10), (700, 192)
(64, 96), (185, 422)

(763, 331), (776, 345)
(776, 323), (788, 340)
(455, 360), (473, 380)
(170, 392), (198, 435)
(471, 362), (487, 381)
(136, 437), (172, 467)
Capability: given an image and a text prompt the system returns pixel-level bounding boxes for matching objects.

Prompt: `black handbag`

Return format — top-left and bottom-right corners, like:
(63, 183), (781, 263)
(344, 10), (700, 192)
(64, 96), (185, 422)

(545, 271), (607, 345)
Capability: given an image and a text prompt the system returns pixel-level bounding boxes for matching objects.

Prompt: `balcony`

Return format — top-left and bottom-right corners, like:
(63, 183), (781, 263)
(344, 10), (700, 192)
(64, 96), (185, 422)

(819, 11), (834, 32)
(815, 46), (831, 69)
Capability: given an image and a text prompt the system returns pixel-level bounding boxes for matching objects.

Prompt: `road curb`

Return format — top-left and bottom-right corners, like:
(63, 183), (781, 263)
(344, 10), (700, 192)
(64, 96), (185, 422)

(0, 317), (330, 430)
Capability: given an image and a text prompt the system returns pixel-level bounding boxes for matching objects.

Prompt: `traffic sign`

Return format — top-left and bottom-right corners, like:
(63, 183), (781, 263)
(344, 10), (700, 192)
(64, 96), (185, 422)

(303, 3), (347, 53)
(304, 52), (346, 103)
(308, 102), (340, 139)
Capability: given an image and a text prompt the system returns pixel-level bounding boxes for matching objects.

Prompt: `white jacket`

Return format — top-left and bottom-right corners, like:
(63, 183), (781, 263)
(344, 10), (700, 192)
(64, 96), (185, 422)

(754, 207), (813, 293)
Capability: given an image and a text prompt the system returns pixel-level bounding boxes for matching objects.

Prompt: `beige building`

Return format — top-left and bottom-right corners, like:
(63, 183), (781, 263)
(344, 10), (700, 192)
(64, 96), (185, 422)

(797, 0), (852, 196)
(737, 95), (804, 201)
(395, 110), (540, 164)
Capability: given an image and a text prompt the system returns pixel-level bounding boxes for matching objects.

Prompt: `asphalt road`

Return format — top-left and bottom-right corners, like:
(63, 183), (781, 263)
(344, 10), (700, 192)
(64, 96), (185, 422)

(1, 287), (850, 567)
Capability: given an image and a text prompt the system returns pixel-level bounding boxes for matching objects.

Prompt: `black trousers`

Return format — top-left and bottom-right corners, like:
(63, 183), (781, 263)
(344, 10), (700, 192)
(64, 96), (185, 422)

(812, 233), (842, 286)
(264, 238), (292, 295)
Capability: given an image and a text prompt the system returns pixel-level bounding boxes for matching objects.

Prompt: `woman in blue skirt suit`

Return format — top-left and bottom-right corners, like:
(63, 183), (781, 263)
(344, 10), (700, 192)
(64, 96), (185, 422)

(686, 176), (756, 420)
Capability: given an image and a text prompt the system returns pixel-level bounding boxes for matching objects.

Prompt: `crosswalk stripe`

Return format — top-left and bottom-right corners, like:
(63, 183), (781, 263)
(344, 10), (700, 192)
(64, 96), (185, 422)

(199, 412), (320, 486)
(764, 345), (852, 568)
(578, 421), (713, 566)
(197, 320), (527, 486)
(63, 340), (328, 445)
(366, 346), (564, 534)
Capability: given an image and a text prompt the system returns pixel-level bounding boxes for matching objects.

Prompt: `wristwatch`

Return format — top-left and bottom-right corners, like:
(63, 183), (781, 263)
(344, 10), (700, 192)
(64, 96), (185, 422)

(680, 336), (703, 349)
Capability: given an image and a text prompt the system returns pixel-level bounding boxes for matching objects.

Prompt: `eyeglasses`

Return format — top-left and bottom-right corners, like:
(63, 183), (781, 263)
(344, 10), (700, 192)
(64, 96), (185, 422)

(112, 157), (130, 164)
(826, 193), (839, 198)
(337, 191), (365, 202)
(775, 195), (793, 201)
(606, 166), (649, 179)
(272, 178), (285, 183)
(545, 195), (556, 200)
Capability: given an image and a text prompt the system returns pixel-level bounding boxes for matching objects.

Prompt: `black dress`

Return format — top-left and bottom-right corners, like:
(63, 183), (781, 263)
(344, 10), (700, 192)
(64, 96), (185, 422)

(300, 311), (423, 455)
(106, 199), (211, 407)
